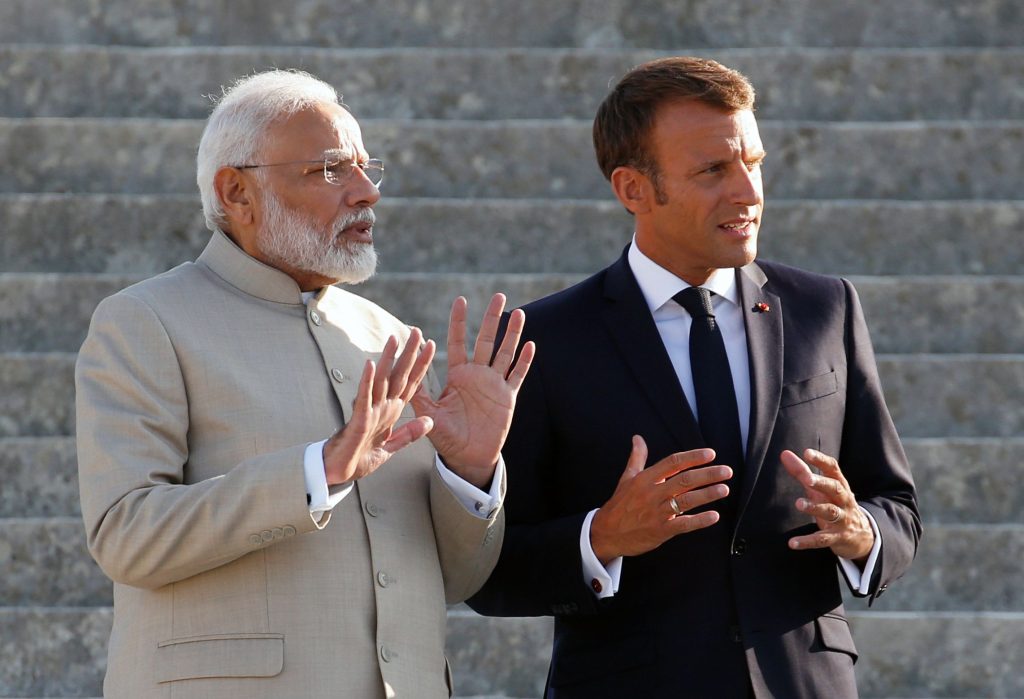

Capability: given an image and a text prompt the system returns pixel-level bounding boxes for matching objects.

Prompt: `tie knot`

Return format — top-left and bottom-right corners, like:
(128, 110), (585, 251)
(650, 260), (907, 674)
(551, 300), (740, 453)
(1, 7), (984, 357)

(674, 287), (716, 319)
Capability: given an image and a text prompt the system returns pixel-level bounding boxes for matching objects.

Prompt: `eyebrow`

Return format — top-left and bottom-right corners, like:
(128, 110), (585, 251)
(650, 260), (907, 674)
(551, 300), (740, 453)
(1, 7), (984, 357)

(322, 148), (355, 161)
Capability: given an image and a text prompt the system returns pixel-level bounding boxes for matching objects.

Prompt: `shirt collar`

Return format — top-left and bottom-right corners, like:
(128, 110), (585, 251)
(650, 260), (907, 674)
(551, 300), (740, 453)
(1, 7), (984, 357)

(627, 234), (739, 313)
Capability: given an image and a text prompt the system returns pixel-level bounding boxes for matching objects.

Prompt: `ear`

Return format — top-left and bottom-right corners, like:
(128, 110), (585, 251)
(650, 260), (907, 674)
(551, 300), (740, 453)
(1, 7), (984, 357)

(609, 166), (653, 216)
(213, 166), (255, 228)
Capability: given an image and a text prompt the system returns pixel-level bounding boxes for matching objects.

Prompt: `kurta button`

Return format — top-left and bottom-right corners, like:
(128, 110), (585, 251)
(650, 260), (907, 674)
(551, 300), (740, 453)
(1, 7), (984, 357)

(331, 368), (345, 382)
(380, 644), (392, 662)
(377, 571), (389, 587)
(249, 534), (262, 546)
(309, 310), (322, 326)
(282, 525), (296, 537)
(261, 530), (273, 542)
(365, 502), (379, 517)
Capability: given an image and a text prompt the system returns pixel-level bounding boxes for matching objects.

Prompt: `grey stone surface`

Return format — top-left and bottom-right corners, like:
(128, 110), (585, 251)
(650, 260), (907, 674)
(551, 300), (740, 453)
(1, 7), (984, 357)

(3, 46), (1023, 121)
(0, 0), (1019, 48)
(3, 352), (1021, 439)
(3, 272), (1022, 354)
(865, 525), (1024, 612)
(447, 609), (552, 698)
(4, 195), (1023, 277)
(850, 612), (1024, 698)
(2, 118), (1022, 200)
(0, 607), (110, 697)
(0, 518), (110, 607)
(906, 438), (1024, 525)
(877, 355), (1024, 438)
(0, 437), (79, 518)
(0, 353), (76, 438)
(6, 518), (1022, 611)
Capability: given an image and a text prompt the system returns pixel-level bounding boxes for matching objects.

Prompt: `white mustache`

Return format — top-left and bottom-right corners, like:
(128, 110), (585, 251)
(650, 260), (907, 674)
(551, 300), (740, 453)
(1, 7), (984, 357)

(335, 207), (376, 232)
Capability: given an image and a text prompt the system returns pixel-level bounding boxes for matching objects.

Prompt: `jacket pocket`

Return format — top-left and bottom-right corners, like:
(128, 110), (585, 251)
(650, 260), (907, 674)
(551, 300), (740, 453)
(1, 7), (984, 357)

(815, 613), (858, 662)
(780, 370), (839, 408)
(156, 632), (284, 683)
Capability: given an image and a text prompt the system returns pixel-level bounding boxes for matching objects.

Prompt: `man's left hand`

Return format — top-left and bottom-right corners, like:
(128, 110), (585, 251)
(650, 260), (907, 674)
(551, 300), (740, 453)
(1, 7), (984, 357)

(412, 293), (535, 489)
(781, 449), (874, 563)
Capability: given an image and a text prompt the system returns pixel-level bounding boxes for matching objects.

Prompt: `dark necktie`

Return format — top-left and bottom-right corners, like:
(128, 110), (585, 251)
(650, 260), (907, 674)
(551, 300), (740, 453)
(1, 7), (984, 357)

(673, 287), (745, 479)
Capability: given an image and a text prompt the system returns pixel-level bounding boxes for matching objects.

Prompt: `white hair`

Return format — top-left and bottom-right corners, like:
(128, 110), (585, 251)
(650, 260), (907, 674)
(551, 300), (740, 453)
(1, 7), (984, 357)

(196, 70), (341, 232)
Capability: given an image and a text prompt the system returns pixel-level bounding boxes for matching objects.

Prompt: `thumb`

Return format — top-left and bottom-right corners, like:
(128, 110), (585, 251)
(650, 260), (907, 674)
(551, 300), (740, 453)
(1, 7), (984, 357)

(383, 416), (434, 454)
(619, 435), (648, 483)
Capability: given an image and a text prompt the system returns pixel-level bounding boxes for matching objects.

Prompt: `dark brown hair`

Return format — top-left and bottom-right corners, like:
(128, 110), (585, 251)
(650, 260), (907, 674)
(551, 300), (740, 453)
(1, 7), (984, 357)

(593, 56), (755, 181)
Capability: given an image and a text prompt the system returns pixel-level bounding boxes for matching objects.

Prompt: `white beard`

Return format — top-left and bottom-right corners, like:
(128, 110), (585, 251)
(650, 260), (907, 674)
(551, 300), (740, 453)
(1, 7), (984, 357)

(258, 189), (378, 285)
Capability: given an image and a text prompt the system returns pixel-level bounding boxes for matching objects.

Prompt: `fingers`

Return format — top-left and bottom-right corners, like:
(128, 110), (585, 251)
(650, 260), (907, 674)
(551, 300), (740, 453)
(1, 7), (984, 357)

(788, 529), (840, 551)
(667, 510), (721, 535)
(491, 307), (525, 376)
(388, 328), (422, 399)
(373, 336), (398, 404)
(781, 449), (841, 502)
(401, 339), (436, 403)
(472, 293), (507, 365)
(617, 435), (649, 484)
(446, 296), (469, 367)
(382, 416), (434, 454)
(646, 447), (716, 484)
(505, 340), (535, 392)
(669, 481), (730, 515)
(352, 359), (376, 423)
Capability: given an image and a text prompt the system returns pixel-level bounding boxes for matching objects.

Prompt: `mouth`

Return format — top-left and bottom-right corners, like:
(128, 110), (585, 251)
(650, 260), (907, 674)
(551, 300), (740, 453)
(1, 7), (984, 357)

(339, 221), (374, 244)
(718, 218), (758, 237)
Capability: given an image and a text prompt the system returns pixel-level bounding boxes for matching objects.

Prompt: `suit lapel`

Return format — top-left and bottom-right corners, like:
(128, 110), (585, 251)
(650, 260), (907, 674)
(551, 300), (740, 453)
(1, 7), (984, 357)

(735, 262), (783, 521)
(600, 251), (704, 448)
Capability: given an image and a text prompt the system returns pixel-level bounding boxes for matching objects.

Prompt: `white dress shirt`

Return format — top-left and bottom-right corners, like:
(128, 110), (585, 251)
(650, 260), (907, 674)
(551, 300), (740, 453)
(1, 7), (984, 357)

(580, 239), (880, 598)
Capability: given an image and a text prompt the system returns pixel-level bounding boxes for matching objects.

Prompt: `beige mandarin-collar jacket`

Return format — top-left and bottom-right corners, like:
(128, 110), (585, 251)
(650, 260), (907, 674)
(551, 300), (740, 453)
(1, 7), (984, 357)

(75, 230), (504, 698)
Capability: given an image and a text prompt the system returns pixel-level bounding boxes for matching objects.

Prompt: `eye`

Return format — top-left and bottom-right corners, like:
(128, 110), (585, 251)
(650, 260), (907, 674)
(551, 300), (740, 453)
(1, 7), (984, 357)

(325, 158), (351, 173)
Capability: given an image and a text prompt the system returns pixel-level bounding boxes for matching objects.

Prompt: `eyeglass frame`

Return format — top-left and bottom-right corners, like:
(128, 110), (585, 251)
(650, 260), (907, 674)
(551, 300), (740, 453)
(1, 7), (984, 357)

(233, 152), (384, 188)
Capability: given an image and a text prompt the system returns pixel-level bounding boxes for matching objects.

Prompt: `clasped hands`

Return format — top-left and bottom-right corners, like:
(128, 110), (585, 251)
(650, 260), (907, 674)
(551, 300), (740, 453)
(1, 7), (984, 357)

(590, 440), (874, 566)
(323, 294), (535, 490)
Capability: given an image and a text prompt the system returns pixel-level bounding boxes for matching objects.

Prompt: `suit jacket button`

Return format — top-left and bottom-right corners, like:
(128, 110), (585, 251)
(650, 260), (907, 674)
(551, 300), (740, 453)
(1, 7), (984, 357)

(331, 368), (344, 382)
(282, 525), (296, 537)
(730, 625), (743, 643)
(377, 571), (390, 587)
(380, 644), (393, 662)
(249, 534), (262, 546)
(365, 502), (379, 517)
(260, 530), (273, 542)
(309, 310), (322, 326)
(732, 538), (747, 556)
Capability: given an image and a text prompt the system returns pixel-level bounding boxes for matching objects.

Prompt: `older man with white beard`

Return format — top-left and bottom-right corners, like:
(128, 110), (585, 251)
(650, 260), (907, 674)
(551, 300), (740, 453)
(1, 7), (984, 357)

(75, 69), (533, 699)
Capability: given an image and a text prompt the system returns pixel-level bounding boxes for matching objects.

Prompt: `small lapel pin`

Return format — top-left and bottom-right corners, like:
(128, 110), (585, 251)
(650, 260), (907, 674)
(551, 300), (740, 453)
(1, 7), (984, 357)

(752, 302), (770, 313)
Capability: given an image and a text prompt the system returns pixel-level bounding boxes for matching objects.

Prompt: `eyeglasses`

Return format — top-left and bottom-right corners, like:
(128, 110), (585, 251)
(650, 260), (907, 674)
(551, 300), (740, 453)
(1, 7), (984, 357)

(235, 157), (385, 188)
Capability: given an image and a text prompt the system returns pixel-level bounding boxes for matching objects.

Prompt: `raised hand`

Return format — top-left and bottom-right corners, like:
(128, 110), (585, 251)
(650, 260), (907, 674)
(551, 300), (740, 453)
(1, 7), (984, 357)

(411, 293), (535, 489)
(589, 436), (733, 565)
(781, 448), (875, 563)
(323, 329), (436, 485)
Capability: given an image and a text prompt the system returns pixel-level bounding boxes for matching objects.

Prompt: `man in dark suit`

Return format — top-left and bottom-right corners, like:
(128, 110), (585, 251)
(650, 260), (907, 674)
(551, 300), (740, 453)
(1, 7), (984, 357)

(468, 56), (921, 698)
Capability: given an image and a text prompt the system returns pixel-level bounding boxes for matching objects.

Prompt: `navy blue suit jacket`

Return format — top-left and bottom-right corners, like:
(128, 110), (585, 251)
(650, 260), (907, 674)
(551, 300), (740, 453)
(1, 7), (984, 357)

(469, 251), (920, 698)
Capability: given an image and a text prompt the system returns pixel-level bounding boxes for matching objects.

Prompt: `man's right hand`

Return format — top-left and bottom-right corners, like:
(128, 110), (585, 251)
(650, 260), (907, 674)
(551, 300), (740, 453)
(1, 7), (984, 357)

(323, 329), (436, 485)
(589, 436), (733, 565)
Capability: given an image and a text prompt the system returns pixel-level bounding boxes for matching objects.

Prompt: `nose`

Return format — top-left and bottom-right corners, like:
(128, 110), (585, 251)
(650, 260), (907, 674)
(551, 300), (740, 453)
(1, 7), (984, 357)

(344, 167), (381, 208)
(732, 166), (763, 207)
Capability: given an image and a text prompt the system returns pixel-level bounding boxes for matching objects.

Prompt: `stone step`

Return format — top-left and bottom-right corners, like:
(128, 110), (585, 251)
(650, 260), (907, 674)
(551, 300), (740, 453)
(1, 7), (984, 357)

(2, 607), (1021, 698)
(4, 436), (1022, 526)
(3, 518), (1020, 611)
(2, 352), (1022, 439)
(3, 273), (1023, 354)
(3, 195), (1022, 277)
(3, 46), (1022, 121)
(2, 118), (1021, 200)
(0, 0), (1018, 48)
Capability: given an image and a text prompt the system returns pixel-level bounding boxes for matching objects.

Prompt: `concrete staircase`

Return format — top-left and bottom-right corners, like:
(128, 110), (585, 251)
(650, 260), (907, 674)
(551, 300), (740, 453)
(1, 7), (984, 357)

(1, 1), (1022, 697)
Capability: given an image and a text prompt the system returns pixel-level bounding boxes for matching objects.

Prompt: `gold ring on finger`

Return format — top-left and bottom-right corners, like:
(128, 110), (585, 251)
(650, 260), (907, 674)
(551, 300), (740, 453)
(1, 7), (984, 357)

(669, 496), (682, 516)
(826, 507), (843, 524)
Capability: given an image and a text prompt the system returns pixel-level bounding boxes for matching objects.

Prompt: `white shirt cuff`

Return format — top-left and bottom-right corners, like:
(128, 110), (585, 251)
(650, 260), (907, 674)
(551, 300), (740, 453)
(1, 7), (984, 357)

(838, 505), (882, 595)
(303, 439), (354, 524)
(435, 454), (503, 518)
(580, 509), (622, 599)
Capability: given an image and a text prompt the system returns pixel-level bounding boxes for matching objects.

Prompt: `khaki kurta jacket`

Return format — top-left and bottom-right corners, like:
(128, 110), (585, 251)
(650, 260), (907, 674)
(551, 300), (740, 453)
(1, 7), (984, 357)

(75, 230), (504, 698)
